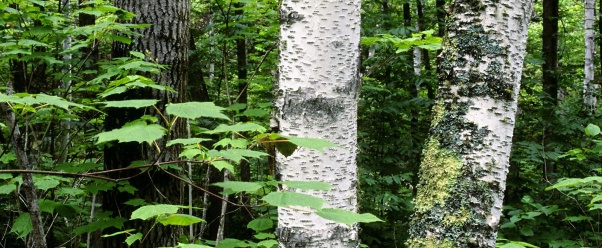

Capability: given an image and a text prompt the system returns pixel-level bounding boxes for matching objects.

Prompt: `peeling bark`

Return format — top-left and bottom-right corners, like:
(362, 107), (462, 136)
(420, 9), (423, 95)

(275, 0), (361, 247)
(407, 1), (533, 247)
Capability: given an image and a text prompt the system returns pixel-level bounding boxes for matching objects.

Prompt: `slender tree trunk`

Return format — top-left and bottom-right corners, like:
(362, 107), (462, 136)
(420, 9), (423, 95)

(102, 1), (190, 247)
(543, 0), (559, 105)
(583, 0), (597, 115)
(407, 1), (533, 247)
(274, 0), (361, 247)
(1, 86), (47, 248)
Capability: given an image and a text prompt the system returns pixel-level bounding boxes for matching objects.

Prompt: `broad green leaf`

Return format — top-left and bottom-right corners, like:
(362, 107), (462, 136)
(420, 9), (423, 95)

(274, 138), (297, 157)
(519, 227), (534, 236)
(205, 123), (267, 134)
(124, 198), (147, 206)
(208, 149), (267, 163)
(100, 99), (159, 108)
(315, 208), (383, 225)
(213, 181), (263, 193)
(240, 108), (269, 117)
(95, 120), (166, 145)
(257, 240), (278, 248)
(176, 243), (213, 248)
(262, 192), (324, 209)
(179, 147), (203, 160)
(286, 137), (338, 152)
(281, 181), (331, 190)
(214, 138), (249, 149)
(125, 233), (143, 246)
(56, 187), (85, 196)
(585, 124), (600, 137)
(131, 204), (181, 220)
(11, 213), (32, 238)
(33, 176), (62, 191)
(254, 233), (275, 239)
(247, 218), (273, 232)
(212, 161), (235, 172)
(227, 103), (247, 111)
(167, 138), (211, 147)
(73, 217), (127, 235)
(0, 174), (13, 180)
(563, 215), (591, 222)
(167, 102), (230, 120)
(157, 214), (204, 226)
(0, 183), (16, 194)
(546, 178), (582, 190)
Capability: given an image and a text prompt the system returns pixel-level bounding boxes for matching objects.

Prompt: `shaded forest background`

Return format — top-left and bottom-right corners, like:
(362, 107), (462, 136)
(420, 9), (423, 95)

(1, 0), (602, 247)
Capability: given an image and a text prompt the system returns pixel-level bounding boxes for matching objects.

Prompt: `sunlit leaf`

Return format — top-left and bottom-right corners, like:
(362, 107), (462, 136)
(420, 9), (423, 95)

(262, 192), (324, 209)
(315, 208), (383, 225)
(213, 181), (263, 194)
(95, 120), (166, 145)
(157, 214), (204, 226)
(166, 102), (230, 120)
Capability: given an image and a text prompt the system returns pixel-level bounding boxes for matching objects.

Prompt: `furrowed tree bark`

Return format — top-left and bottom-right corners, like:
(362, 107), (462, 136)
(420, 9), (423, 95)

(274, 0), (361, 247)
(407, 1), (533, 247)
(102, 1), (190, 247)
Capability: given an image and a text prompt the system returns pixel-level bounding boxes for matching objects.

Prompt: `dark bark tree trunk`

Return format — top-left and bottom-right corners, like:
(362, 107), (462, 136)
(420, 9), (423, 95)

(102, 1), (190, 247)
(542, 0), (559, 105)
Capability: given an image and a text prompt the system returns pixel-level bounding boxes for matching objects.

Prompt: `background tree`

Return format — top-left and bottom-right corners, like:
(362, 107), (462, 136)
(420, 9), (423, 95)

(273, 0), (362, 246)
(407, 1), (533, 247)
(102, 0), (190, 247)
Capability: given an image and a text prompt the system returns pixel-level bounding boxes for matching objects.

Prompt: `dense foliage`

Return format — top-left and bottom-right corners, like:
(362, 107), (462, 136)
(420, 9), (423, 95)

(1, 0), (601, 247)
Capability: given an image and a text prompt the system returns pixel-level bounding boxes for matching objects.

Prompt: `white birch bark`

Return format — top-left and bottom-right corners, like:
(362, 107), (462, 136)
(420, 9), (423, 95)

(407, 1), (533, 247)
(274, 0), (361, 247)
(583, 0), (597, 115)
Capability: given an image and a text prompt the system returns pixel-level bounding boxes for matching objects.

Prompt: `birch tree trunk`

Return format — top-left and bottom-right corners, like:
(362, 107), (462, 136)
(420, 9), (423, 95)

(407, 1), (533, 247)
(583, 0), (597, 115)
(274, 0), (361, 247)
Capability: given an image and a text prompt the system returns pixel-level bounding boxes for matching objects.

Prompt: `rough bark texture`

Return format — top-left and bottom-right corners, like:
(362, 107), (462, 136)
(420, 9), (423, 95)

(1, 86), (47, 248)
(407, 1), (533, 247)
(583, 0), (597, 115)
(274, 0), (361, 247)
(102, 1), (190, 247)
(542, 0), (559, 105)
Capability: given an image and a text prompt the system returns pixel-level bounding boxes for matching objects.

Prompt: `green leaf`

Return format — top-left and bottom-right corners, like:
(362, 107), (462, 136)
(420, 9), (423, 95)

(286, 137), (338, 152)
(262, 192), (324, 209)
(11, 213), (32, 238)
(519, 227), (534, 236)
(315, 208), (383, 225)
(95, 119), (166, 145)
(0, 183), (16, 194)
(158, 214), (204, 226)
(131, 204), (181, 220)
(0, 173), (13, 180)
(167, 138), (211, 147)
(247, 218), (274, 232)
(208, 149), (267, 163)
(281, 181), (331, 190)
(205, 123), (267, 134)
(125, 233), (143, 246)
(585, 124), (600, 137)
(274, 139), (297, 157)
(240, 108), (269, 117)
(33, 176), (62, 191)
(213, 181), (263, 194)
(257, 240), (278, 248)
(124, 198), (147, 206)
(211, 161), (235, 172)
(100, 99), (159, 108)
(176, 243), (213, 248)
(73, 217), (127, 235)
(166, 102), (230, 120)
(254, 232), (275, 239)
(563, 215), (591, 222)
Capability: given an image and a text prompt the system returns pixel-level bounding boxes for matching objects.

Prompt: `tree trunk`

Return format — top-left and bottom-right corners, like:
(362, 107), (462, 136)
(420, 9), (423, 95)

(102, 1), (190, 247)
(583, 0), (597, 115)
(407, 1), (533, 247)
(542, 0), (559, 105)
(274, 0), (361, 247)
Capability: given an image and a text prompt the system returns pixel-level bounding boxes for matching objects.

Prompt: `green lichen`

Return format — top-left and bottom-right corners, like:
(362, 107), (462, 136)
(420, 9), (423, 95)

(407, 236), (455, 248)
(430, 101), (445, 127)
(414, 138), (463, 213)
(442, 207), (471, 226)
